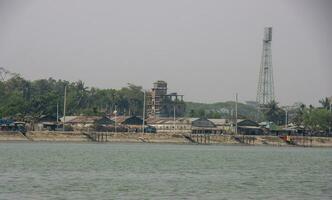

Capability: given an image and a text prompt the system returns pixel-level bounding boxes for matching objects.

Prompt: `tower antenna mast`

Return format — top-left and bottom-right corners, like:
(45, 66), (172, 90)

(256, 27), (275, 106)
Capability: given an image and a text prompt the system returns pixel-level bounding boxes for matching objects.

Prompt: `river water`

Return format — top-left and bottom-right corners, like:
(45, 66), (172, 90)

(0, 143), (331, 200)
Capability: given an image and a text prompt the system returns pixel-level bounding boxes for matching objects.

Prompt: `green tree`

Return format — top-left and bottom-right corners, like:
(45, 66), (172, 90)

(189, 109), (196, 117)
(303, 108), (331, 132)
(319, 97), (331, 110)
(198, 109), (206, 118)
(0, 75), (150, 118)
(292, 104), (306, 126)
(263, 100), (285, 125)
(207, 111), (221, 119)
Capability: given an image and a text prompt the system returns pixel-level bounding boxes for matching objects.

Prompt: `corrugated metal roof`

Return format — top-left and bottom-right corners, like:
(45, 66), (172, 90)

(59, 116), (79, 122)
(66, 116), (101, 123)
(147, 117), (191, 124)
(192, 118), (216, 128)
(110, 116), (130, 123)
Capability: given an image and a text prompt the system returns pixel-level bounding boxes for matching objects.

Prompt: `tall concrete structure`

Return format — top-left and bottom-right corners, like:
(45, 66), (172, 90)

(149, 80), (168, 117)
(256, 27), (275, 106)
(147, 80), (185, 118)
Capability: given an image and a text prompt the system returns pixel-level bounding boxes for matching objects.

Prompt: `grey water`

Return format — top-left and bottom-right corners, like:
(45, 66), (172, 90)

(0, 143), (331, 200)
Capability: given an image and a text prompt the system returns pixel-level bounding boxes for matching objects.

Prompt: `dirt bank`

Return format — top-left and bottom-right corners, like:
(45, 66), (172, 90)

(0, 131), (28, 141)
(1, 131), (332, 147)
(25, 131), (90, 142)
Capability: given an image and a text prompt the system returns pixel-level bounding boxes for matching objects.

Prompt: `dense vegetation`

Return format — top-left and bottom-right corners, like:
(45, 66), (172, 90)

(291, 102), (332, 132)
(262, 100), (332, 132)
(185, 101), (262, 120)
(0, 74), (144, 118)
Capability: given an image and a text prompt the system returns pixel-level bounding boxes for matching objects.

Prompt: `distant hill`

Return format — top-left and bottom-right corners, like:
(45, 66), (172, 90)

(185, 101), (261, 120)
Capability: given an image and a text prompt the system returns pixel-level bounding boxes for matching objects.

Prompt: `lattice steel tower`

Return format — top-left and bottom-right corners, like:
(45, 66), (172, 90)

(256, 27), (275, 105)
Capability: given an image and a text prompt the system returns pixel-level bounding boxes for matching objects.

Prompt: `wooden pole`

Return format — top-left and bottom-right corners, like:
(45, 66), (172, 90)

(173, 105), (176, 134)
(114, 105), (117, 134)
(142, 90), (145, 134)
(56, 102), (59, 129)
(63, 85), (67, 132)
(235, 93), (238, 135)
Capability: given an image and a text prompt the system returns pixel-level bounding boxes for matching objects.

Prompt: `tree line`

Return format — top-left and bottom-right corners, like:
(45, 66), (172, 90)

(0, 74), (145, 119)
(262, 99), (331, 133)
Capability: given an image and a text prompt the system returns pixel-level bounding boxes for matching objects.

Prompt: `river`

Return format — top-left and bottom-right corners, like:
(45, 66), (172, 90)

(0, 143), (331, 199)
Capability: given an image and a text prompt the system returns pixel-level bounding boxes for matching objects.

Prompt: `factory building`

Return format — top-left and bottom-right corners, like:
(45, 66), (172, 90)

(146, 80), (185, 118)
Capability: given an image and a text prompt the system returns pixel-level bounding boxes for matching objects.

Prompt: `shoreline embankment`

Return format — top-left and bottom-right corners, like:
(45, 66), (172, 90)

(1, 131), (332, 147)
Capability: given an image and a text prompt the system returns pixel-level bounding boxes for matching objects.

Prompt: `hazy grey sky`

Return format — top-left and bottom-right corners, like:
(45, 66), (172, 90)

(0, 0), (331, 106)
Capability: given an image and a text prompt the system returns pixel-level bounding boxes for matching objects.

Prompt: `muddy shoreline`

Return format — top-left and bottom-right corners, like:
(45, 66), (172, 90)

(1, 131), (332, 147)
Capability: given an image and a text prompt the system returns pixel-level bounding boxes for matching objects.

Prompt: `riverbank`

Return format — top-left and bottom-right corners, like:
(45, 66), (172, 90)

(1, 131), (332, 147)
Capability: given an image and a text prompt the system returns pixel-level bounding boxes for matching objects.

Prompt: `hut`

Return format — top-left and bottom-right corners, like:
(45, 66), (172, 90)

(66, 116), (100, 130)
(0, 119), (26, 132)
(209, 118), (232, 133)
(146, 117), (191, 133)
(94, 116), (115, 126)
(122, 116), (144, 125)
(191, 118), (222, 134)
(93, 116), (115, 132)
(237, 119), (263, 135)
(35, 115), (58, 131)
(110, 116), (145, 133)
(0, 118), (14, 131)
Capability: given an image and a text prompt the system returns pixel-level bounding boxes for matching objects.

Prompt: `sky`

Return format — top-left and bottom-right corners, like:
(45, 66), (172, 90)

(0, 0), (331, 106)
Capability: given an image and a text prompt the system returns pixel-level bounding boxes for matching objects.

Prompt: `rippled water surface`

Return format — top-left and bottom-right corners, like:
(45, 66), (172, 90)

(0, 143), (331, 199)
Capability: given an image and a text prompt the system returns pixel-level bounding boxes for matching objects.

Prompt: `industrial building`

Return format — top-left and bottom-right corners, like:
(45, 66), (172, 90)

(146, 80), (185, 118)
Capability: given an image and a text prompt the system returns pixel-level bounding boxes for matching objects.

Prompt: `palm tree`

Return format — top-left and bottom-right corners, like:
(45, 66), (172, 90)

(263, 100), (285, 125)
(292, 104), (306, 126)
(319, 97), (331, 110)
